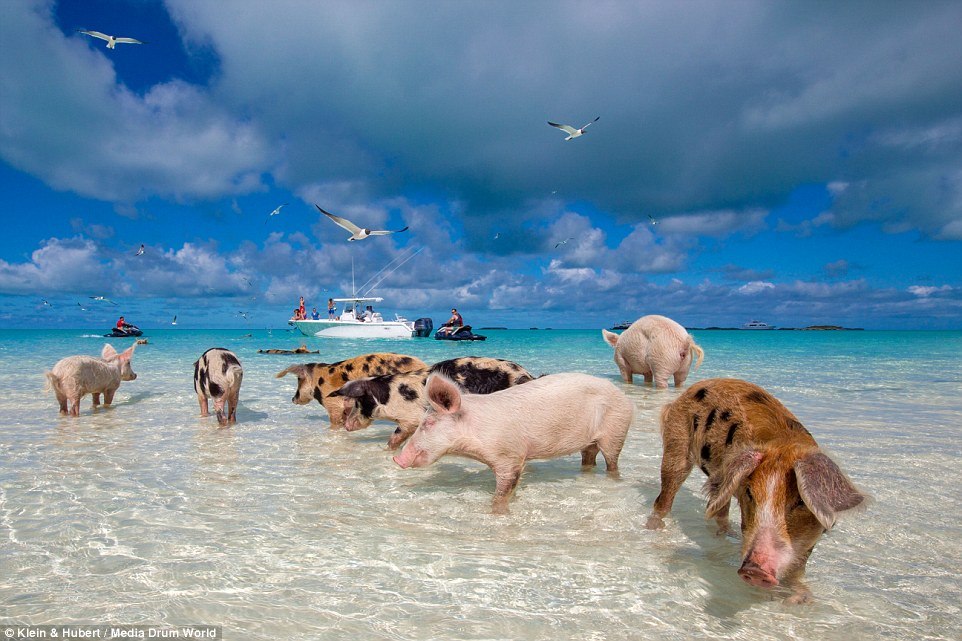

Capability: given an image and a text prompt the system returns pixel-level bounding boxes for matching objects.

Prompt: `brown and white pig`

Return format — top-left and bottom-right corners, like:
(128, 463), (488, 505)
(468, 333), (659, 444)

(330, 356), (534, 449)
(602, 314), (704, 388)
(393, 372), (634, 514)
(275, 353), (427, 428)
(646, 378), (867, 603)
(45, 343), (137, 416)
(193, 348), (244, 426)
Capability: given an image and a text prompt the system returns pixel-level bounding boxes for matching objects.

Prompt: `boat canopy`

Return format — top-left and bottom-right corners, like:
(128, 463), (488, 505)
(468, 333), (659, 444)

(333, 297), (384, 304)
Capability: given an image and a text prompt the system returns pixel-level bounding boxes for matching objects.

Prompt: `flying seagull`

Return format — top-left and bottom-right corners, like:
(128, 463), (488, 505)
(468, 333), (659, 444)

(78, 30), (146, 49)
(171, 315), (177, 326)
(135, 244), (145, 256)
(77, 302), (88, 312)
(238, 311), (250, 320)
(554, 237), (575, 249)
(648, 214), (659, 226)
(316, 204), (409, 241)
(547, 116), (600, 141)
(41, 299), (51, 307)
(265, 203), (289, 224)
(89, 295), (118, 305)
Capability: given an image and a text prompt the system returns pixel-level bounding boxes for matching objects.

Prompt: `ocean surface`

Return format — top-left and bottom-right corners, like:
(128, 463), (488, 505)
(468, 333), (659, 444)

(1, 328), (960, 640)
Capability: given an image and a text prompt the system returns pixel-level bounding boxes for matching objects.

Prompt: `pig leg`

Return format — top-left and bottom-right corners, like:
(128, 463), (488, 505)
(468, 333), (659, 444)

(490, 464), (524, 515)
(214, 398), (227, 426)
(228, 390), (239, 424)
(673, 371), (689, 387)
(323, 398), (345, 429)
(103, 388), (115, 406)
(646, 437), (693, 529)
(706, 498), (734, 536)
(597, 436), (626, 475)
(69, 396), (82, 417)
(581, 444), (599, 467)
(92, 392), (101, 407)
(55, 390), (68, 415)
(643, 372), (654, 384)
(197, 394), (209, 417)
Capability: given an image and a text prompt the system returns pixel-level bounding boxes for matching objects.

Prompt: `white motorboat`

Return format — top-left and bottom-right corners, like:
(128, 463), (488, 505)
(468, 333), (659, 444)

(290, 297), (415, 338)
(741, 320), (775, 330)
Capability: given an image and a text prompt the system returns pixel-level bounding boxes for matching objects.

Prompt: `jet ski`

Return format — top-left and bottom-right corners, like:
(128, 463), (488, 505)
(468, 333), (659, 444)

(434, 325), (486, 341)
(105, 324), (143, 338)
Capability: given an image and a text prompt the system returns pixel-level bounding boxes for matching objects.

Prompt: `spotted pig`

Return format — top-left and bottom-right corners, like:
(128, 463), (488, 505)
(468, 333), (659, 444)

(274, 353), (427, 428)
(194, 348), (244, 426)
(646, 378), (867, 603)
(330, 356), (534, 449)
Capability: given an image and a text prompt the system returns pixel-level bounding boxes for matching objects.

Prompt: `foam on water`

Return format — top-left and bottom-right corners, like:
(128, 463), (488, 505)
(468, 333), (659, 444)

(1, 329), (960, 639)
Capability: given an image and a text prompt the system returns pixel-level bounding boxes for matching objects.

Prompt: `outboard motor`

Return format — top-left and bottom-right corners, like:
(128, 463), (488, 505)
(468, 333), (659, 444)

(414, 317), (433, 338)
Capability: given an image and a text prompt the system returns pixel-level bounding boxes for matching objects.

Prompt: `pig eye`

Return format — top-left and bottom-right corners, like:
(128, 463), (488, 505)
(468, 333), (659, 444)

(792, 497), (806, 511)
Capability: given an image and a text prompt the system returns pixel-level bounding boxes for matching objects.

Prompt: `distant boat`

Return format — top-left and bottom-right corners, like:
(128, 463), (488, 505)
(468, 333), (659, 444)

(610, 320), (632, 330)
(741, 320), (775, 330)
(291, 297), (414, 339)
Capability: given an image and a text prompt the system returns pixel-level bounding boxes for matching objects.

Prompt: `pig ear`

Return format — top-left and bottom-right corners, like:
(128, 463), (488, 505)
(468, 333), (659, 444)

(120, 344), (136, 360)
(275, 365), (306, 379)
(602, 329), (620, 347)
(101, 343), (118, 359)
(705, 449), (763, 516)
(426, 374), (461, 414)
(794, 452), (866, 531)
(329, 381), (365, 399)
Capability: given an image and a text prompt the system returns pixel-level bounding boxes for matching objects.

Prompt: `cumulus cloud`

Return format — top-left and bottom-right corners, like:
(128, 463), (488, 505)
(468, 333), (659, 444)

(908, 285), (953, 297)
(737, 281), (776, 295)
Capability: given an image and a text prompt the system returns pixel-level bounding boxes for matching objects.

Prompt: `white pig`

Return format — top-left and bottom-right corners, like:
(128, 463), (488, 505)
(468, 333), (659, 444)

(45, 343), (137, 416)
(602, 314), (704, 388)
(393, 372), (634, 514)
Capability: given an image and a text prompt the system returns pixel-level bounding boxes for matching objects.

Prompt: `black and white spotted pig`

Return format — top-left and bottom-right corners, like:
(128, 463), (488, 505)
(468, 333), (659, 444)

(274, 353), (427, 428)
(329, 356), (534, 449)
(193, 348), (243, 426)
(646, 378), (867, 603)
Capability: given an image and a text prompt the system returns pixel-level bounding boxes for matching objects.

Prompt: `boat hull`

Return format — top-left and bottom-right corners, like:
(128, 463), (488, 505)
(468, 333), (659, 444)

(292, 319), (413, 339)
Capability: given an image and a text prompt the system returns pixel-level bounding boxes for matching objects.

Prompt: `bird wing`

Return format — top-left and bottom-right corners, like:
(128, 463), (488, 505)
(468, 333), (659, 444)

(548, 122), (579, 136)
(316, 205), (362, 235)
(369, 226), (409, 236)
(114, 37), (145, 45)
(79, 30), (111, 41)
(581, 116), (600, 130)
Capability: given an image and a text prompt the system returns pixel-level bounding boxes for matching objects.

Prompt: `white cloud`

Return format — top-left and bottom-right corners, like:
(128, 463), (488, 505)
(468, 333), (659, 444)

(908, 285), (953, 297)
(737, 281), (776, 295)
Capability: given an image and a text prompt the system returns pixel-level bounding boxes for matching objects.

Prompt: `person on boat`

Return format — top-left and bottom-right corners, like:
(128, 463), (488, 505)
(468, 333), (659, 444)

(327, 298), (336, 319)
(291, 308), (301, 321)
(298, 296), (306, 320)
(116, 316), (132, 331)
(311, 307), (320, 320)
(439, 308), (464, 335)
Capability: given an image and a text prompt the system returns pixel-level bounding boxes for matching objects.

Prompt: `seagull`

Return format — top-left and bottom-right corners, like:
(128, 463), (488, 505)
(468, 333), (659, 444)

(41, 299), (51, 307)
(648, 214), (659, 226)
(77, 302), (88, 312)
(135, 244), (145, 256)
(265, 203), (289, 224)
(244, 278), (254, 288)
(554, 237), (575, 249)
(494, 232), (501, 240)
(316, 204), (409, 241)
(547, 116), (600, 141)
(171, 315), (177, 326)
(78, 30), (146, 49)
(239, 311), (250, 320)
(89, 295), (118, 305)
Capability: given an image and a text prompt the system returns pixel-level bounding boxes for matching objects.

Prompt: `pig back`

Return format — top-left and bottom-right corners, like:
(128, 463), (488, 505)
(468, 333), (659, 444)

(50, 355), (121, 394)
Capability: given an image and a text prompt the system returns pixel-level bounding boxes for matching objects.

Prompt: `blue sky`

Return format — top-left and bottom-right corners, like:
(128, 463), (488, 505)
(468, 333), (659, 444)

(1, 0), (961, 330)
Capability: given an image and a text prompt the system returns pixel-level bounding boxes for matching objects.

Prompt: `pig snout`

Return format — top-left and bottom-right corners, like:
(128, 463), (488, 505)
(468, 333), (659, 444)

(393, 446), (427, 469)
(738, 560), (779, 589)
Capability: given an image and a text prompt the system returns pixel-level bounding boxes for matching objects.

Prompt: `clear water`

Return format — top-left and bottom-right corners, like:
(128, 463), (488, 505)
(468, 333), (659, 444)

(1, 328), (960, 640)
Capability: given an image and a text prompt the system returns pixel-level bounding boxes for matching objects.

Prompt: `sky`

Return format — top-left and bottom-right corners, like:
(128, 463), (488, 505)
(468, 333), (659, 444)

(1, 0), (961, 330)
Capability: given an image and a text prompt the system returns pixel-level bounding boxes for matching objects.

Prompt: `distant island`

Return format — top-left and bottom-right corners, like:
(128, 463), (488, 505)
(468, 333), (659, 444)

(686, 325), (864, 331)
(479, 327), (508, 330)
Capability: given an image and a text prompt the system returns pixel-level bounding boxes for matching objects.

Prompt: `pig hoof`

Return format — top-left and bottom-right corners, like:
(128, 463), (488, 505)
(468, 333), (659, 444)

(645, 515), (666, 530)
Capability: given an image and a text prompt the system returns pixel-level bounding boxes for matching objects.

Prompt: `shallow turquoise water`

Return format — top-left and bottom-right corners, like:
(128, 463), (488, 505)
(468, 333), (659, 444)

(1, 328), (960, 639)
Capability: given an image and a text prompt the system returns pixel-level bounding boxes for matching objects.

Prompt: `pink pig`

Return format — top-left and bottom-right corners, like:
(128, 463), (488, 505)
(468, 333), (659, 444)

(45, 343), (137, 416)
(393, 372), (634, 514)
(602, 314), (704, 388)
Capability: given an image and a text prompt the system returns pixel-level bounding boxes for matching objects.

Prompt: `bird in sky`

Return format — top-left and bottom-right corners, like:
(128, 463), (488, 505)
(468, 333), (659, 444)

(135, 244), (145, 256)
(244, 278), (254, 288)
(264, 203), (289, 224)
(77, 30), (146, 49)
(648, 214), (659, 226)
(239, 311), (250, 320)
(77, 302), (87, 312)
(41, 299), (51, 307)
(89, 295), (118, 305)
(547, 116), (600, 141)
(494, 232), (501, 240)
(171, 315), (177, 326)
(554, 237), (575, 248)
(316, 204), (409, 241)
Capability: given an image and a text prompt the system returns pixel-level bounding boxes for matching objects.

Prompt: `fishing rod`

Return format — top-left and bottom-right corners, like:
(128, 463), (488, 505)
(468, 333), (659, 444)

(360, 246), (424, 296)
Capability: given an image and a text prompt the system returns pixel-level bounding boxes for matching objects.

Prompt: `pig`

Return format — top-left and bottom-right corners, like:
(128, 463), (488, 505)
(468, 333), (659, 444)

(45, 343), (137, 416)
(193, 348), (244, 426)
(602, 314), (704, 388)
(646, 378), (867, 603)
(274, 353), (427, 428)
(329, 356), (534, 449)
(393, 372), (635, 514)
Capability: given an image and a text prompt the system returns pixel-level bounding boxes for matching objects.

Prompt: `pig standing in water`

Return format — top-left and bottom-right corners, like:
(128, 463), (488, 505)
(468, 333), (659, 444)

(45, 343), (137, 416)
(602, 314), (703, 388)
(194, 348), (243, 426)
(394, 372), (634, 514)
(646, 378), (867, 603)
